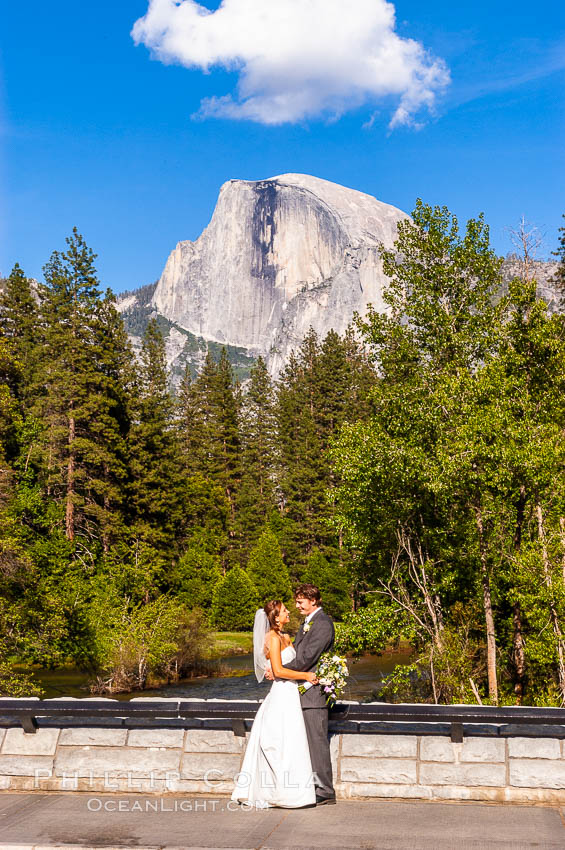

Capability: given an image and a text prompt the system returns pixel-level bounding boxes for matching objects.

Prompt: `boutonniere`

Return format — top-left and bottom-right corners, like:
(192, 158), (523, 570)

(303, 621), (312, 633)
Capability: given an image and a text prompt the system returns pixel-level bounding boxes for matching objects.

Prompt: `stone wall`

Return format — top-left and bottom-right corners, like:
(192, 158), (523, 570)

(2, 702), (565, 803)
(336, 733), (565, 803)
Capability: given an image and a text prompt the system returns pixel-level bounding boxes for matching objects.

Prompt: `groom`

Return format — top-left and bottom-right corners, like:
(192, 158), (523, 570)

(267, 583), (336, 805)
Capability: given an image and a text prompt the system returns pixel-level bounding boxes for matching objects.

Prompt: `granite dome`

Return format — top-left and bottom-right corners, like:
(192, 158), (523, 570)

(150, 174), (407, 375)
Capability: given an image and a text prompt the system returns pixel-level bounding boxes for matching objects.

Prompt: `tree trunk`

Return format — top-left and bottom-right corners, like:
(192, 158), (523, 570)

(512, 603), (526, 703)
(400, 527), (445, 652)
(419, 565), (444, 652)
(475, 507), (498, 704)
(512, 485), (527, 701)
(102, 462), (110, 554)
(536, 504), (565, 704)
(47, 424), (54, 497)
(429, 643), (438, 704)
(559, 517), (565, 586)
(65, 413), (75, 541)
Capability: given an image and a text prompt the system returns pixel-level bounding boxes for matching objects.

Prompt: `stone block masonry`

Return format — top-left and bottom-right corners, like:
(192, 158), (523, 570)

(2, 699), (565, 803)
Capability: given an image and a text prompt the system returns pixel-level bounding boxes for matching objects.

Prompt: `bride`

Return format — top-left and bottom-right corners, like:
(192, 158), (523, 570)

(231, 601), (319, 808)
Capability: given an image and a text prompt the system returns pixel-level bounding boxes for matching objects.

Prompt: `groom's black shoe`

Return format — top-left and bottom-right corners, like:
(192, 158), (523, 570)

(315, 794), (336, 806)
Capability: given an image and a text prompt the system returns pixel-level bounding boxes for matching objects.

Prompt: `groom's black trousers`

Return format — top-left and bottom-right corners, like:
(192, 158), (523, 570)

(303, 706), (334, 799)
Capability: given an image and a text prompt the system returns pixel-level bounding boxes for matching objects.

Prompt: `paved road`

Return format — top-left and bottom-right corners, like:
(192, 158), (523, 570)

(1, 794), (565, 849)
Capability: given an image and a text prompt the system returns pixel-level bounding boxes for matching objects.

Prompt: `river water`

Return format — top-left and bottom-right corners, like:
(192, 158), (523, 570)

(28, 646), (413, 702)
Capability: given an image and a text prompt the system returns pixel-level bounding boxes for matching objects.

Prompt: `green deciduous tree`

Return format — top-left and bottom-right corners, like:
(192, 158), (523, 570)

(334, 597), (409, 656)
(88, 594), (210, 693)
(332, 202), (565, 705)
(332, 202), (506, 703)
(552, 214), (565, 305)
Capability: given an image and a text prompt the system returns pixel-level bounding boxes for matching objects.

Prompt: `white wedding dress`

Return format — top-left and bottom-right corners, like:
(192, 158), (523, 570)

(231, 645), (316, 808)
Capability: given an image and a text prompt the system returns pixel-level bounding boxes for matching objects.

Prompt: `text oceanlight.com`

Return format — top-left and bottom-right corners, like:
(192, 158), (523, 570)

(86, 798), (244, 812)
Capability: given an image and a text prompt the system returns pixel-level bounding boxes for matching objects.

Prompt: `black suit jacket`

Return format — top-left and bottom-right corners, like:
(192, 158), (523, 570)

(284, 609), (335, 708)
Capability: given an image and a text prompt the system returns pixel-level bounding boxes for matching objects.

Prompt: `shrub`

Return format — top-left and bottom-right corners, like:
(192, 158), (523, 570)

(171, 547), (222, 615)
(246, 527), (291, 605)
(163, 606), (212, 679)
(89, 595), (211, 693)
(211, 567), (258, 631)
(302, 549), (350, 620)
(334, 597), (408, 656)
(0, 646), (43, 697)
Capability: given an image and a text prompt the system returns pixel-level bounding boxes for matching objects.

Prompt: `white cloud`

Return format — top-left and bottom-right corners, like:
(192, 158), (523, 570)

(132, 0), (450, 129)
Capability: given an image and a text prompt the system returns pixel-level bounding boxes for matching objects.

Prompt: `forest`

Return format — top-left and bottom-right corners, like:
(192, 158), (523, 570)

(1, 203), (565, 706)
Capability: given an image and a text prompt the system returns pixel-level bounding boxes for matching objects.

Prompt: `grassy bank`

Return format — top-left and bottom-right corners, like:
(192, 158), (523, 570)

(208, 632), (253, 657)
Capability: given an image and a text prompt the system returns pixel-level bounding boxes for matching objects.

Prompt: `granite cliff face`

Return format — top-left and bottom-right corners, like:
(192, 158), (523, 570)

(150, 174), (407, 375)
(501, 257), (560, 309)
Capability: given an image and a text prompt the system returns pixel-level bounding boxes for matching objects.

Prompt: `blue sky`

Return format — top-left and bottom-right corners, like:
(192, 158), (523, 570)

(1, 0), (564, 293)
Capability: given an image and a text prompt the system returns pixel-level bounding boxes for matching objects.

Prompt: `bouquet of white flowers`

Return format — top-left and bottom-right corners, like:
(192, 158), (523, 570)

(299, 652), (349, 705)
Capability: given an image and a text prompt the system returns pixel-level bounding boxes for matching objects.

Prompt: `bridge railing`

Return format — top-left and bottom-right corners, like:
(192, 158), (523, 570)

(2, 698), (565, 742)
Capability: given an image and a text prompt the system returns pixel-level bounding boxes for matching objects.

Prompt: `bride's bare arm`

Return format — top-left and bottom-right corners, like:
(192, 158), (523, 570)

(268, 633), (318, 682)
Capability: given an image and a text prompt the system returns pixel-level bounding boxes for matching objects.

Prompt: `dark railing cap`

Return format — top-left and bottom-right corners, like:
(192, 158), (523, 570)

(2, 697), (565, 741)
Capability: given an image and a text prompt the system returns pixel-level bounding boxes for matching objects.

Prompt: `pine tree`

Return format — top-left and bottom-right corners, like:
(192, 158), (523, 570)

(176, 348), (241, 565)
(84, 292), (134, 551)
(0, 264), (38, 400)
(176, 358), (230, 562)
(236, 357), (278, 555)
(171, 547), (222, 615)
(0, 338), (22, 463)
(129, 318), (185, 552)
(0, 239), (136, 669)
(0, 339), (30, 584)
(277, 336), (324, 571)
(276, 328), (374, 583)
(176, 367), (198, 467)
(180, 475), (231, 560)
(303, 548), (350, 620)
(246, 526), (291, 605)
(176, 361), (211, 477)
(34, 229), (132, 548)
(318, 329), (374, 432)
(211, 566), (258, 631)
(214, 349), (242, 525)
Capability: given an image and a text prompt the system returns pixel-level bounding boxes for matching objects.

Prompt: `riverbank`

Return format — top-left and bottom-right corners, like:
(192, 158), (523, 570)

(13, 642), (414, 702)
(12, 632), (255, 700)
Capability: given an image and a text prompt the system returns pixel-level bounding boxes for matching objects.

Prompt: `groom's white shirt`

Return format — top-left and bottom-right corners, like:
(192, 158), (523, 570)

(304, 606), (323, 624)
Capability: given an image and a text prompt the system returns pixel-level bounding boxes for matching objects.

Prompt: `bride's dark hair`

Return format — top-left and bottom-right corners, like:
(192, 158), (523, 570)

(264, 600), (283, 631)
